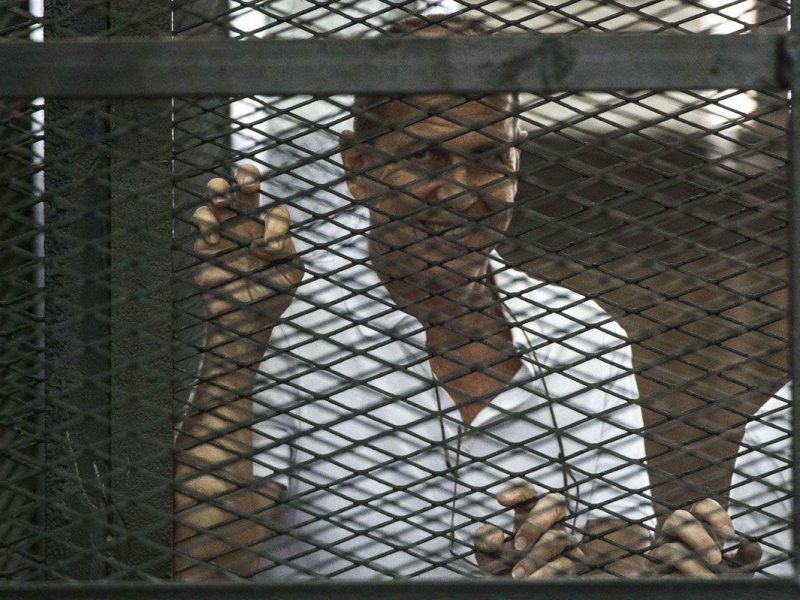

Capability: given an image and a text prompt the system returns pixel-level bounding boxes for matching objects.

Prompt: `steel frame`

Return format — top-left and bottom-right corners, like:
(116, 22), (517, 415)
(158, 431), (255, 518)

(2, 579), (799, 598)
(0, 579), (800, 600)
(0, 34), (789, 97)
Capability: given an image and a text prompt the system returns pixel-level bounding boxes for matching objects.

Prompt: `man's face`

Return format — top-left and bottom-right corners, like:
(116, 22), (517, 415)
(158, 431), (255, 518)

(342, 94), (522, 297)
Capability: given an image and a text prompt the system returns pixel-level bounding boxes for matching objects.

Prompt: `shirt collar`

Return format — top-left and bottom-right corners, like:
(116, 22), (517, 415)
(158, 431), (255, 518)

(337, 243), (547, 336)
(333, 242), (550, 422)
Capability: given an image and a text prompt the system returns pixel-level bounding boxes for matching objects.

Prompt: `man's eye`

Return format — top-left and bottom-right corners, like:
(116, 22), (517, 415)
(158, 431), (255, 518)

(411, 149), (434, 161)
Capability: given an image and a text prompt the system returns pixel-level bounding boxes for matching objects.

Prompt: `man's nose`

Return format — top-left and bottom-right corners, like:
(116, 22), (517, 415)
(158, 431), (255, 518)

(428, 163), (475, 212)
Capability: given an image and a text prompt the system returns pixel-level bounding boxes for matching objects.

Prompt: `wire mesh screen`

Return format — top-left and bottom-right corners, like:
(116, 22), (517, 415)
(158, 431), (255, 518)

(1, 95), (174, 580)
(0, 0), (794, 586)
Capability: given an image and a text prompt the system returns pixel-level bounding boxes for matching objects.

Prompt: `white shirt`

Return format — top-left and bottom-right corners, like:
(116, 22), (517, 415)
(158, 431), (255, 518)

(729, 383), (793, 577)
(251, 238), (652, 579)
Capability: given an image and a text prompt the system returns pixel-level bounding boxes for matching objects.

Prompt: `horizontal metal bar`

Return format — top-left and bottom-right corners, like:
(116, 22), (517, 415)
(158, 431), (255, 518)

(0, 34), (787, 98)
(3, 580), (800, 600)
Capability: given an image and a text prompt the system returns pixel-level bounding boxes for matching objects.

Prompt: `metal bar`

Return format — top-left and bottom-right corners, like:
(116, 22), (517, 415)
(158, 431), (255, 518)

(3, 580), (800, 600)
(106, 99), (173, 579)
(40, 0), (174, 580)
(105, 0), (173, 579)
(788, 3), (800, 582)
(0, 34), (787, 98)
(42, 0), (112, 579)
(791, 0), (799, 582)
(0, 5), (44, 583)
(788, 2), (800, 590)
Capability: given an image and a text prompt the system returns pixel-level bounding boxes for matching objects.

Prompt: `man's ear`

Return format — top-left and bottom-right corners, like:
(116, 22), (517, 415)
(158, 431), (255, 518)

(509, 128), (527, 177)
(340, 129), (371, 202)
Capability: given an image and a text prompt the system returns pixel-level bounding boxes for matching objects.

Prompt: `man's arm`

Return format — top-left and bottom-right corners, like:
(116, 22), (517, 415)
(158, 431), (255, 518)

(173, 165), (303, 580)
(173, 322), (282, 580)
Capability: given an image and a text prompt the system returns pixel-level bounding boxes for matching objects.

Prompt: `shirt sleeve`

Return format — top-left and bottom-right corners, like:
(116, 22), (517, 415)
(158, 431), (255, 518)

(519, 284), (655, 538)
(583, 339), (653, 534)
(728, 394), (793, 577)
(556, 321), (654, 538)
(251, 323), (304, 490)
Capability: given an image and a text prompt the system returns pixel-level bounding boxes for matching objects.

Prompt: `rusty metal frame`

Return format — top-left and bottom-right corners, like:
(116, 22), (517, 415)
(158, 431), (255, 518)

(0, 34), (788, 97)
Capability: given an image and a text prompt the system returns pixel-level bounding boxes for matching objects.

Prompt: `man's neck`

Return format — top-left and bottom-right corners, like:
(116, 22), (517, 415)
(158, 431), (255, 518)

(425, 304), (521, 424)
(379, 272), (500, 332)
(371, 255), (521, 422)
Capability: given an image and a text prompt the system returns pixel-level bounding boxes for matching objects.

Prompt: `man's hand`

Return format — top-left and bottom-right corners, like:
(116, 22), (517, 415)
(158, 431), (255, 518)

(191, 163), (303, 337)
(174, 164), (303, 580)
(650, 499), (762, 577)
(474, 483), (585, 578)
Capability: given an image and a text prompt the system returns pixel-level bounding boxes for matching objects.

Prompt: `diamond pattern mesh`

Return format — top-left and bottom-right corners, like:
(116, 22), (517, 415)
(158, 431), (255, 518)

(0, 0), (793, 585)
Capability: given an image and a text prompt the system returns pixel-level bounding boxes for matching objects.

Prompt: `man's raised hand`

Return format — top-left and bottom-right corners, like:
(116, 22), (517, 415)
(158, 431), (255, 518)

(175, 164), (302, 579)
(474, 483), (585, 578)
(191, 164), (303, 337)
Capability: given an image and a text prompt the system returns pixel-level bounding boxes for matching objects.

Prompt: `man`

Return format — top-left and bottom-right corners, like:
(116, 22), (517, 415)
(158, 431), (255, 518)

(174, 15), (724, 581)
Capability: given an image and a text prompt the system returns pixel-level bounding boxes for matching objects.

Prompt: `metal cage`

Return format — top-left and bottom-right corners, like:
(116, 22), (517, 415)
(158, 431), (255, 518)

(0, 0), (797, 596)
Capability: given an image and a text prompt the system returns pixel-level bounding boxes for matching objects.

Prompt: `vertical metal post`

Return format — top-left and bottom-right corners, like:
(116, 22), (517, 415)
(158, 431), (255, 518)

(0, 102), (42, 580)
(105, 1), (173, 580)
(0, 3), (44, 584)
(789, 0), (800, 579)
(42, 1), (113, 580)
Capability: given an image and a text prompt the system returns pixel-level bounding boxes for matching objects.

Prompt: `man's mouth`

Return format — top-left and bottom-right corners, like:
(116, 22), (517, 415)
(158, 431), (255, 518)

(417, 219), (474, 239)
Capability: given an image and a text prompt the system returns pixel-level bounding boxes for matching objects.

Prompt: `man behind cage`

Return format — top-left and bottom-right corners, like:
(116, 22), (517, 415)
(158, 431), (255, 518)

(174, 15), (758, 580)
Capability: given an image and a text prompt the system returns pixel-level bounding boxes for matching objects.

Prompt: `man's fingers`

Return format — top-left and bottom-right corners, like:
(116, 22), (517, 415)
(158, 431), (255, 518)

(475, 549), (515, 576)
(251, 206), (292, 259)
(650, 542), (716, 578)
(475, 554), (509, 575)
(690, 499), (735, 542)
(192, 206), (221, 245)
(206, 177), (231, 211)
(264, 206), (291, 248)
(719, 542), (763, 574)
(511, 528), (574, 579)
(496, 482), (538, 513)
(234, 164), (262, 212)
(528, 553), (583, 579)
(497, 482), (538, 533)
(733, 541), (763, 569)
(474, 525), (511, 574)
(514, 493), (567, 552)
(474, 524), (505, 556)
(661, 509), (721, 565)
